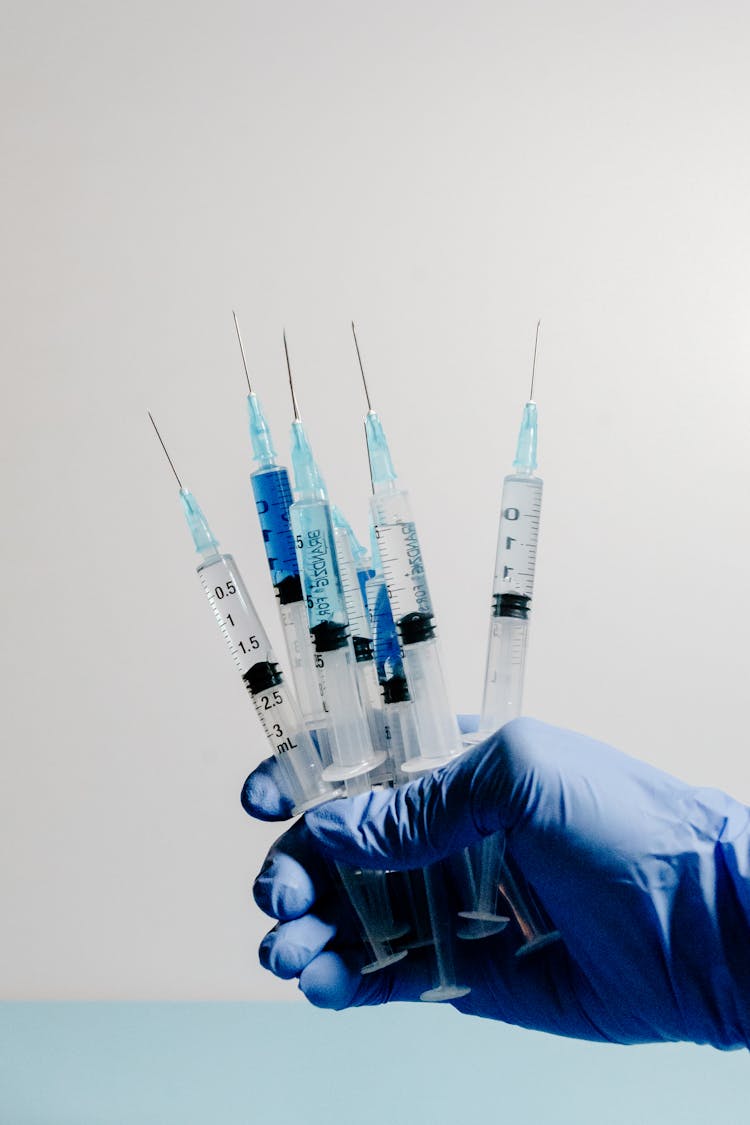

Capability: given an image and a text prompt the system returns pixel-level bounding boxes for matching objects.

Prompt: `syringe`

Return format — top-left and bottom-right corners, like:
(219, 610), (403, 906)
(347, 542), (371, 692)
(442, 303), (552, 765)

(281, 337), (407, 973)
(148, 413), (336, 814)
(477, 322), (543, 738)
(368, 552), (476, 995)
(284, 334), (386, 785)
(459, 324), (561, 954)
(352, 324), (464, 775)
(367, 544), (420, 778)
(352, 325), (491, 998)
(367, 543), (449, 953)
(232, 313), (326, 732)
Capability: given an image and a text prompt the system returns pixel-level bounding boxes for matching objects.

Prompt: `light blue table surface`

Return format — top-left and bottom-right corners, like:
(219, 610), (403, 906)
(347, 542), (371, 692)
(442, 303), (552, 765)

(0, 1002), (747, 1124)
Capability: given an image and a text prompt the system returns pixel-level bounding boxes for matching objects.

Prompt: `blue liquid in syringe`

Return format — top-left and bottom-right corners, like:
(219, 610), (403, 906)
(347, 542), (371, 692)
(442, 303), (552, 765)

(251, 465), (303, 605)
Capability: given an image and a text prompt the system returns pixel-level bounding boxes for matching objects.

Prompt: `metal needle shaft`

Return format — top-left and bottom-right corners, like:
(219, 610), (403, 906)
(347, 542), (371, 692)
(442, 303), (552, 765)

(232, 311), (253, 394)
(148, 411), (183, 489)
(283, 330), (301, 421)
(351, 321), (373, 412)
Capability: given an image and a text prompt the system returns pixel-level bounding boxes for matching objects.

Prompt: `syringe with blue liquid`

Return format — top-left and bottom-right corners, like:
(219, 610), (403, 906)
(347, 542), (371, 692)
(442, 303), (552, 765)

(232, 313), (326, 734)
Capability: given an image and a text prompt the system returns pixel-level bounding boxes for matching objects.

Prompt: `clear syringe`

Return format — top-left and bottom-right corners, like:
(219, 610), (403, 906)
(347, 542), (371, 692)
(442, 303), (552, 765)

(477, 323), (543, 738)
(281, 339), (407, 973)
(284, 334), (386, 785)
(367, 543), (474, 999)
(351, 324), (463, 776)
(368, 545), (442, 949)
(148, 413), (337, 814)
(232, 313), (326, 731)
(459, 324), (561, 954)
(351, 325), (494, 997)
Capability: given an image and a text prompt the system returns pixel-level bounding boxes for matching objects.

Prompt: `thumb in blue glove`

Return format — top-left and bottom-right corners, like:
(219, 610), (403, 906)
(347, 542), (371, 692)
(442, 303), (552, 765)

(244, 717), (750, 1049)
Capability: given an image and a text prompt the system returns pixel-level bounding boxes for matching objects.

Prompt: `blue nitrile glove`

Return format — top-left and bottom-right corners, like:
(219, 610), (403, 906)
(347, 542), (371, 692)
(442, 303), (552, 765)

(242, 717), (750, 1049)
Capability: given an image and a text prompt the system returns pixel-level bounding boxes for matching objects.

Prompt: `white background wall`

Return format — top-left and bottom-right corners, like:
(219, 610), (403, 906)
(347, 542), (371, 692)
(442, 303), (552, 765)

(2, 0), (749, 1000)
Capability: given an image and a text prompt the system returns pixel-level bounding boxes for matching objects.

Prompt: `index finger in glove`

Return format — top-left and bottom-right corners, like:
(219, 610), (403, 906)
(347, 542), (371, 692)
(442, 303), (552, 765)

(241, 755), (296, 822)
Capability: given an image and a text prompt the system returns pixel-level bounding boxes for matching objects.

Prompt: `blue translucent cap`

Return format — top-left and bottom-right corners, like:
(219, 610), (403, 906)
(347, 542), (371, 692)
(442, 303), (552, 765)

(179, 488), (220, 556)
(247, 393), (277, 467)
(364, 411), (397, 489)
(290, 419), (327, 499)
(513, 401), (538, 473)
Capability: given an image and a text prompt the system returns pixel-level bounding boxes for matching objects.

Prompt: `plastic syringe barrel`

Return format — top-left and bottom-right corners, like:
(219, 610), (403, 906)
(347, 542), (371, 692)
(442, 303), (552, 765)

(195, 549), (338, 813)
(290, 494), (405, 968)
(478, 472), (542, 735)
(291, 496), (385, 783)
(250, 464), (326, 726)
(332, 518), (393, 781)
(369, 485), (462, 773)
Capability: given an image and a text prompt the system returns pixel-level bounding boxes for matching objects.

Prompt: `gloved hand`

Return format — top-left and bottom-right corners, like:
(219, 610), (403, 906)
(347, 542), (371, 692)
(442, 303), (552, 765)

(242, 716), (750, 1049)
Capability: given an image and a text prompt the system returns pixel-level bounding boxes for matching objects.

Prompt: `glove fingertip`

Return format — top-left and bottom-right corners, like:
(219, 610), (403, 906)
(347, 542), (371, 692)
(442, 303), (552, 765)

(241, 761), (295, 822)
(298, 952), (361, 1010)
(259, 917), (337, 980)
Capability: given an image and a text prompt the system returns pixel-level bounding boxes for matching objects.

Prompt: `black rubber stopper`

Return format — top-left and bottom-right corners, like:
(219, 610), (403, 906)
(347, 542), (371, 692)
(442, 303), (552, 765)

(275, 574), (304, 606)
(382, 673), (410, 704)
(243, 660), (283, 694)
(352, 635), (374, 663)
(492, 592), (531, 620)
(310, 620), (349, 653)
(398, 611), (435, 645)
